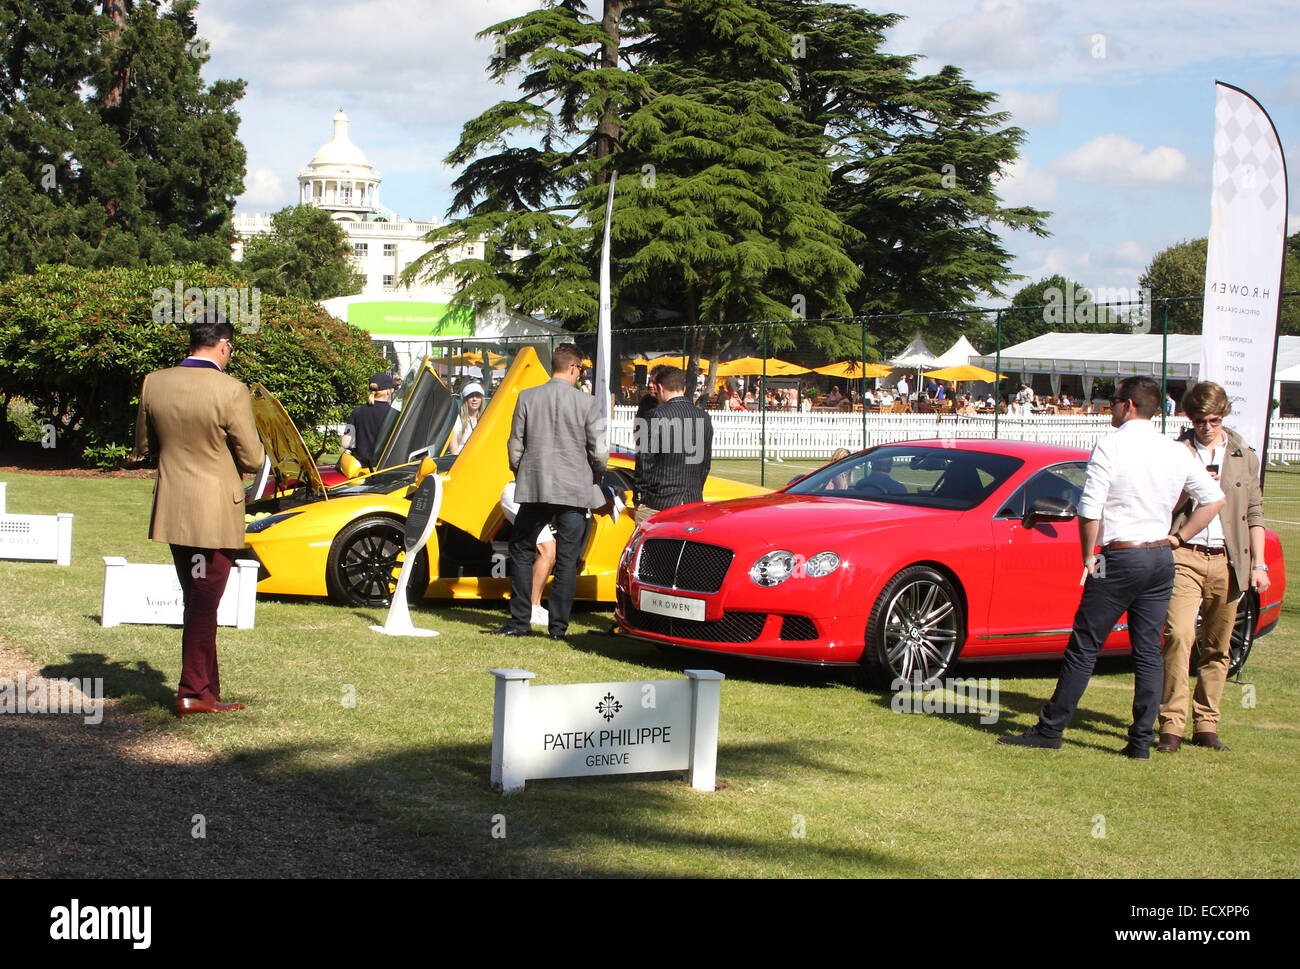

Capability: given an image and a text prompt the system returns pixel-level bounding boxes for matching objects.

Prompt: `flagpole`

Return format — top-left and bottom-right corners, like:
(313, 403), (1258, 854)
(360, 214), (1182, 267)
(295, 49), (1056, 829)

(596, 171), (618, 435)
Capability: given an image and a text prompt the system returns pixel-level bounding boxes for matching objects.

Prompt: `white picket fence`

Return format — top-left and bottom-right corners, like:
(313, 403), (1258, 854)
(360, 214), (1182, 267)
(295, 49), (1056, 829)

(610, 408), (1300, 464)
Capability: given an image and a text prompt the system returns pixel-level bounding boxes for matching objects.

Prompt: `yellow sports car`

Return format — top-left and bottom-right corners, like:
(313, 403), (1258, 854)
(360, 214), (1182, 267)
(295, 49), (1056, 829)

(242, 347), (766, 608)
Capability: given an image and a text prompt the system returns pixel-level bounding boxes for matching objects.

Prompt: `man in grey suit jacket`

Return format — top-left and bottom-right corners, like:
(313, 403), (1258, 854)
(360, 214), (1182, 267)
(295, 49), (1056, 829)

(497, 343), (608, 639)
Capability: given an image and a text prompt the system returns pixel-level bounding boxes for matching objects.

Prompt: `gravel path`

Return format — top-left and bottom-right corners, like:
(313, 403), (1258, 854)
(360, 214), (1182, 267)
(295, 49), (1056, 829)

(0, 641), (441, 878)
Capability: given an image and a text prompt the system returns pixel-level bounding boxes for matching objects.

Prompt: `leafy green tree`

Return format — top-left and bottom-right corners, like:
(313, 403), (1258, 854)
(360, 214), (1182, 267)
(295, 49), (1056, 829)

(0, 0), (245, 281)
(239, 205), (365, 301)
(0, 264), (387, 465)
(617, 0), (862, 381)
(1140, 234), (1300, 334)
(969, 274), (1117, 352)
(755, 0), (1050, 357)
(413, 0), (1047, 382)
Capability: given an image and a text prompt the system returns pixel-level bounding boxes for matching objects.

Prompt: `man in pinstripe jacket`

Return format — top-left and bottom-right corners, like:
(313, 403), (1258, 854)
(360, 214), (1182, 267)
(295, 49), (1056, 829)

(634, 365), (713, 526)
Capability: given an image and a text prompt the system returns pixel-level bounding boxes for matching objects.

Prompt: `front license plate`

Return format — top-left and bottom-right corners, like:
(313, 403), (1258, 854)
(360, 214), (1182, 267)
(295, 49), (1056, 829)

(640, 589), (706, 622)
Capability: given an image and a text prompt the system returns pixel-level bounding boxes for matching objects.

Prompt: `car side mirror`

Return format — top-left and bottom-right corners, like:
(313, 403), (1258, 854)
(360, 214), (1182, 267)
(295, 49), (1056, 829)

(1023, 496), (1076, 528)
(414, 455), (438, 484)
(338, 452), (363, 479)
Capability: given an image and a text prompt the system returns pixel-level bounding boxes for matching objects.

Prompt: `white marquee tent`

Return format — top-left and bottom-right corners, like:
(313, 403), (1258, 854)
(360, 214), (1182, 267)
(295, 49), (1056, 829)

(970, 332), (1300, 402)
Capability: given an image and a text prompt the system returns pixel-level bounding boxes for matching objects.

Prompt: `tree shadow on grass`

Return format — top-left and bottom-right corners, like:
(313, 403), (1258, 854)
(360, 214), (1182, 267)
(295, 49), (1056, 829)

(220, 737), (917, 877)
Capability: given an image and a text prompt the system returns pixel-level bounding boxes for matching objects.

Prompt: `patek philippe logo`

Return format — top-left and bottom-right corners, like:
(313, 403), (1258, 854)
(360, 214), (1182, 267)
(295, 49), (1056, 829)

(595, 692), (623, 722)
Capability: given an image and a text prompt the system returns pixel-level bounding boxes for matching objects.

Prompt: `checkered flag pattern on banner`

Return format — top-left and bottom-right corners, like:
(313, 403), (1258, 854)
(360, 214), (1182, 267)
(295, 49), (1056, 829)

(1213, 87), (1287, 236)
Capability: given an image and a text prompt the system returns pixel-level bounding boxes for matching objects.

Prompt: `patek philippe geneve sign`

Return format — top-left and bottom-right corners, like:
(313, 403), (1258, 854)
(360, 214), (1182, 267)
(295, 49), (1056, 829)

(490, 670), (724, 793)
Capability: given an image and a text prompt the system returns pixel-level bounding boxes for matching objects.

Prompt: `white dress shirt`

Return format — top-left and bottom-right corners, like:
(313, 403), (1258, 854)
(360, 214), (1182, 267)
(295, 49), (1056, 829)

(1187, 437), (1226, 547)
(1077, 418), (1224, 546)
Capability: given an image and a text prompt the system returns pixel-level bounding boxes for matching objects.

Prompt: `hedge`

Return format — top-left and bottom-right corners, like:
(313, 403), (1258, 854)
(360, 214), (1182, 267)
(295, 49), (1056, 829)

(0, 263), (389, 467)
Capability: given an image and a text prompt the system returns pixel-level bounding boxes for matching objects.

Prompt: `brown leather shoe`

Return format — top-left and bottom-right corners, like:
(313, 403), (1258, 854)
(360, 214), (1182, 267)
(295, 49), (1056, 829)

(1155, 733), (1182, 753)
(1191, 731), (1230, 751)
(175, 696), (245, 718)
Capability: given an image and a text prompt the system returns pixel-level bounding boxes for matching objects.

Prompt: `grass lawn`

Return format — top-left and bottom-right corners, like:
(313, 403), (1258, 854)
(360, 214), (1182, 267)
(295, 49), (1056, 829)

(2, 468), (1298, 877)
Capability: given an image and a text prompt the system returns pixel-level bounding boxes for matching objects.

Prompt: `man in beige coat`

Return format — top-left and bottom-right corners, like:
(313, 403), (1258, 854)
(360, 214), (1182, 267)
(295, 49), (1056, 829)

(1158, 382), (1270, 752)
(133, 311), (265, 717)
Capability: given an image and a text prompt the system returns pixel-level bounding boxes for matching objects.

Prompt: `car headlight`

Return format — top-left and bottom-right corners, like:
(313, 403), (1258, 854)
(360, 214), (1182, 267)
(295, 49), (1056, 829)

(804, 551), (841, 578)
(750, 550), (798, 587)
(244, 511), (300, 534)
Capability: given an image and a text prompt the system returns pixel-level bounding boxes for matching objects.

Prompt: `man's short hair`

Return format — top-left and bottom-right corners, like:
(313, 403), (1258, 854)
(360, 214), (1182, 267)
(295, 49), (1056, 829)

(1182, 381), (1231, 420)
(189, 310), (234, 353)
(551, 343), (583, 374)
(655, 365), (686, 394)
(1116, 375), (1161, 418)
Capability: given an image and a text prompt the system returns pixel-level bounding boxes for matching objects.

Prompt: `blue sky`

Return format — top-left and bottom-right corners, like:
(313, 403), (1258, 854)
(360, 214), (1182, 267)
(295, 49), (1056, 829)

(203, 0), (1300, 305)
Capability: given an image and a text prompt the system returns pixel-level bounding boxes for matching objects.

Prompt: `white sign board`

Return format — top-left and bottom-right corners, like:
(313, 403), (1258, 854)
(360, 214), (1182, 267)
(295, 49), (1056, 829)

(0, 509), (73, 566)
(490, 669), (723, 794)
(1201, 83), (1288, 459)
(100, 556), (259, 629)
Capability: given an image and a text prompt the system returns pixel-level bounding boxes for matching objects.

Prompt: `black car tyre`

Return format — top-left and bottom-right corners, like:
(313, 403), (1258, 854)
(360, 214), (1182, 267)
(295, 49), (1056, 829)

(1189, 590), (1257, 679)
(326, 515), (430, 608)
(859, 566), (964, 689)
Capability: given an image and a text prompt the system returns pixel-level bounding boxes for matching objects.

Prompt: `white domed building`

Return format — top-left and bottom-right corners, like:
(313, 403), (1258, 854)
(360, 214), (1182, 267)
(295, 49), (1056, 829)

(233, 110), (563, 373)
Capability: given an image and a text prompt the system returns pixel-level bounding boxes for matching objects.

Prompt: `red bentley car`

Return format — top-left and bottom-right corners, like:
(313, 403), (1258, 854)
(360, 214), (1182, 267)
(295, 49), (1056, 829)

(615, 439), (1286, 686)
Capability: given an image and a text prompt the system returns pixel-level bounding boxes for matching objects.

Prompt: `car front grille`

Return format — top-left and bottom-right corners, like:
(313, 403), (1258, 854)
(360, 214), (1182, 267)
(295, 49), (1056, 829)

(619, 590), (766, 643)
(636, 538), (733, 593)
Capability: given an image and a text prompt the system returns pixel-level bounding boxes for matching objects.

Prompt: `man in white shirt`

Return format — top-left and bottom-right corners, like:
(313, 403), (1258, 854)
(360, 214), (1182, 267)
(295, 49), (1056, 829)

(896, 377), (909, 400)
(999, 376), (1226, 759)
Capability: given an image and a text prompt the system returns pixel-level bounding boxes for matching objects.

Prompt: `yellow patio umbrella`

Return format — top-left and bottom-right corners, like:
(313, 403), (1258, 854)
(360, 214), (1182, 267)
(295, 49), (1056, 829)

(631, 355), (691, 369)
(435, 350), (510, 370)
(716, 357), (811, 376)
(922, 364), (1007, 382)
(581, 357), (637, 374)
(813, 360), (893, 378)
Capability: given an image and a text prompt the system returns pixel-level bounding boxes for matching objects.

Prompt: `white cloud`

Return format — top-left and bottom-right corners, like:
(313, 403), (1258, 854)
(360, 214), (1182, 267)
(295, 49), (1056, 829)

(890, 0), (1300, 85)
(1289, 212), (1300, 236)
(1054, 134), (1191, 186)
(994, 89), (1061, 127)
(922, 0), (1062, 70)
(236, 168), (289, 210)
(996, 156), (1057, 206)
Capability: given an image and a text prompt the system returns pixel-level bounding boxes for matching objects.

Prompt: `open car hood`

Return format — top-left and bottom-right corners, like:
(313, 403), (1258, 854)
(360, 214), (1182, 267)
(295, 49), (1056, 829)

(249, 382), (327, 497)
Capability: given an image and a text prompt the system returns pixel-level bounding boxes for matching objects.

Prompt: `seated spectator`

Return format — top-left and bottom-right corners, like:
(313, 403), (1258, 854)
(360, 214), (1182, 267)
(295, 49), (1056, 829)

(825, 447), (854, 490)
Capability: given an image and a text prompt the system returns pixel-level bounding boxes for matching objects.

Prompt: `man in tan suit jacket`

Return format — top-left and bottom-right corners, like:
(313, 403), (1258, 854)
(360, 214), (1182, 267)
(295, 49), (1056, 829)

(133, 311), (265, 718)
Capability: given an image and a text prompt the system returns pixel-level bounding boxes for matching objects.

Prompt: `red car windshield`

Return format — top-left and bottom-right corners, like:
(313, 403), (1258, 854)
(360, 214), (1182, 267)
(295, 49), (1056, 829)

(786, 445), (1024, 511)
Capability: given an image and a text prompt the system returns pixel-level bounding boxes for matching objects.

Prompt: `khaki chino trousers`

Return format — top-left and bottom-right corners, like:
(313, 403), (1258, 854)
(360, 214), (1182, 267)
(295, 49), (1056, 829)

(1159, 546), (1240, 736)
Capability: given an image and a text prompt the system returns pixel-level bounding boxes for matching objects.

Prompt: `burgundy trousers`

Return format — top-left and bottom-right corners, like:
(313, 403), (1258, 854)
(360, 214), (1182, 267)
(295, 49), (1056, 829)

(170, 546), (236, 700)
